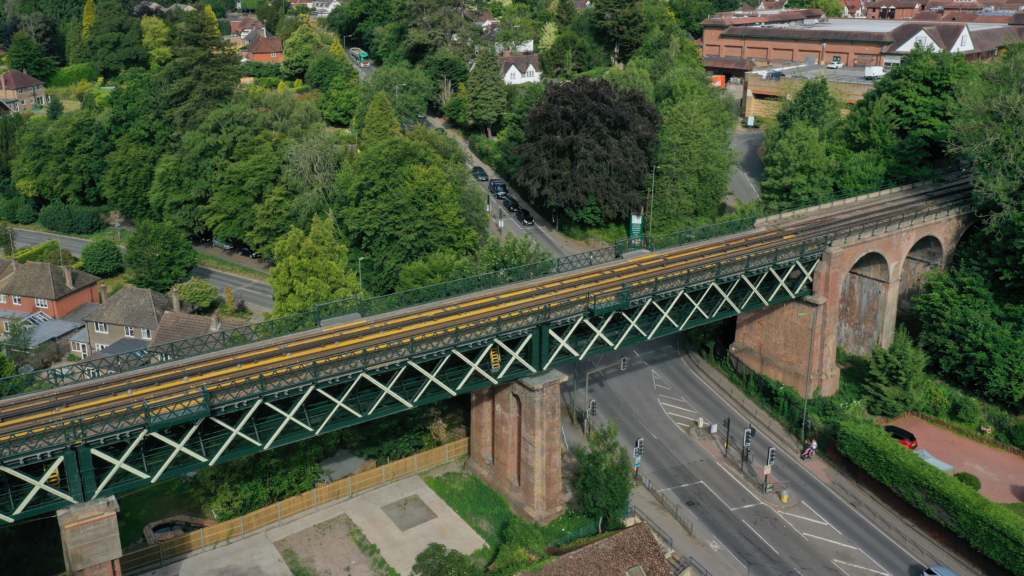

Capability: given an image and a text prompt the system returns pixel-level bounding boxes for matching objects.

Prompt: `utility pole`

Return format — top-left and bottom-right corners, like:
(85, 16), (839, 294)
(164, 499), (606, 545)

(723, 418), (731, 460)
(582, 358), (628, 435)
(649, 165), (659, 235)
(798, 307), (818, 445)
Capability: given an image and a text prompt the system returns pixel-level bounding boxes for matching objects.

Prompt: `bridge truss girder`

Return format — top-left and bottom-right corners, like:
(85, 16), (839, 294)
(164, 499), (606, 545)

(0, 243), (823, 523)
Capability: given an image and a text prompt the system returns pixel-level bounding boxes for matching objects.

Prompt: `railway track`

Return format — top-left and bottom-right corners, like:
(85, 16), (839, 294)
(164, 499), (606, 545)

(0, 178), (973, 442)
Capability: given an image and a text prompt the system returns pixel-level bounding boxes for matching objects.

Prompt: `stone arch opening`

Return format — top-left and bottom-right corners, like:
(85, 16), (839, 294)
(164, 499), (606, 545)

(838, 252), (892, 356)
(899, 236), (943, 309)
(511, 393), (522, 486)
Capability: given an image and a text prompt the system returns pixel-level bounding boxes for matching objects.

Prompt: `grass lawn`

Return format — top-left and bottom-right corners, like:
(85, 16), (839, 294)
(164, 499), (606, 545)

(559, 221), (628, 248)
(196, 253), (270, 282)
(117, 479), (209, 547)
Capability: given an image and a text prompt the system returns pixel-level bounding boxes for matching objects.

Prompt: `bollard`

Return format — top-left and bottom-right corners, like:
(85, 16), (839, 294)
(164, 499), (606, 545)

(781, 490), (789, 503)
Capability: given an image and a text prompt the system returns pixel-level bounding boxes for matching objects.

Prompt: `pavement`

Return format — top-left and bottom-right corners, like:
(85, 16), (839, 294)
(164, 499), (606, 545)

(139, 475), (485, 576)
(427, 116), (591, 259)
(727, 130), (764, 206)
(11, 228), (275, 312)
(558, 336), (934, 576)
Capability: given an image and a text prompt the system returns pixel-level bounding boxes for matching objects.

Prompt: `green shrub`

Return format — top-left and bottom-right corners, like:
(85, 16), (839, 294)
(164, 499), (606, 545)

(490, 516), (549, 576)
(955, 472), (982, 491)
(174, 277), (220, 309)
(36, 248), (77, 267)
(837, 419), (1024, 573)
(48, 64), (99, 88)
(14, 204), (37, 224)
(15, 240), (58, 263)
(953, 395), (982, 425)
(81, 238), (123, 276)
(38, 202), (105, 235)
(239, 61), (282, 78)
(412, 543), (475, 576)
(254, 76), (283, 89)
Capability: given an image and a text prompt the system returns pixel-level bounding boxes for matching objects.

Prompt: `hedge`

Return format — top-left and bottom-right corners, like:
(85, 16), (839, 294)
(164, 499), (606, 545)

(49, 64), (99, 88)
(15, 240), (58, 264)
(38, 202), (105, 235)
(837, 420), (1024, 574)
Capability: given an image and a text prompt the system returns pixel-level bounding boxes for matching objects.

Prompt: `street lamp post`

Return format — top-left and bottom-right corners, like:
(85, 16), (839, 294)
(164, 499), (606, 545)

(394, 83), (407, 106)
(358, 257), (365, 292)
(343, 34), (353, 51)
(649, 165), (660, 235)
(576, 359), (629, 436)
(798, 307), (818, 445)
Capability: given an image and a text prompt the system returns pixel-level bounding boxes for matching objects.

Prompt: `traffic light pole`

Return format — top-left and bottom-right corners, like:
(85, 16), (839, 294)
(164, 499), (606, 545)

(583, 358), (629, 436)
(723, 418), (730, 460)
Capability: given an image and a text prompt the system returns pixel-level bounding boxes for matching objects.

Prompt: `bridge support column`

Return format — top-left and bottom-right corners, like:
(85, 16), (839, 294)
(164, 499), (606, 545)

(730, 293), (839, 398)
(57, 496), (122, 576)
(468, 372), (565, 525)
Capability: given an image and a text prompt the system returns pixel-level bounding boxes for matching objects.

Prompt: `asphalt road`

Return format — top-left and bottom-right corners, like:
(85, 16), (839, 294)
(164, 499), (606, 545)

(12, 229), (275, 311)
(559, 336), (928, 576)
(729, 130), (765, 205)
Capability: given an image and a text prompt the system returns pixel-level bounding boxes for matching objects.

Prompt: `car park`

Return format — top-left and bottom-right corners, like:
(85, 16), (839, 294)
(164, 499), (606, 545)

(885, 425), (918, 449)
(471, 166), (488, 181)
(515, 209), (534, 226)
(489, 179), (509, 198)
(239, 247), (258, 259)
(826, 61), (845, 69)
(503, 196), (519, 212)
(213, 238), (235, 250)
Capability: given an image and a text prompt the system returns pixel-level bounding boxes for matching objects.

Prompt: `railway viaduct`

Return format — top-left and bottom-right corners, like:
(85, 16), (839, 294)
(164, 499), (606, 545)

(0, 177), (973, 575)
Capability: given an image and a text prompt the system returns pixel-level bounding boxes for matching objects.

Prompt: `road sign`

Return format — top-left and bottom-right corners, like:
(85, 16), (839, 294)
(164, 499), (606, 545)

(634, 456), (641, 468)
(764, 482), (774, 494)
(710, 423), (717, 434)
(630, 214), (643, 238)
(763, 466), (771, 476)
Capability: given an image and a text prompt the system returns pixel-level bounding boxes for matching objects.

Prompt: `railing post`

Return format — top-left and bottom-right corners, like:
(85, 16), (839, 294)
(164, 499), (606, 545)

(415, 453), (418, 472)
(277, 501), (282, 525)
(200, 527), (205, 552)
(446, 442), (450, 461)
(158, 541), (165, 567)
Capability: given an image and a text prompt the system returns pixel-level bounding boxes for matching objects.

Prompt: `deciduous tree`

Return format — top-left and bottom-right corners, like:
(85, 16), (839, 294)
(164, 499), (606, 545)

(283, 23), (326, 79)
(4, 31), (58, 80)
(760, 121), (834, 205)
(85, 2), (148, 76)
(140, 15), (172, 67)
(269, 213), (359, 316)
(174, 277), (220, 309)
(125, 221), (199, 292)
(572, 420), (633, 530)
(80, 238), (123, 277)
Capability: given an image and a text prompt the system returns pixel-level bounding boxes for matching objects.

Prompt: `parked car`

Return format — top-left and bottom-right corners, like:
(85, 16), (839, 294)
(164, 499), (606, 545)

(515, 209), (534, 226)
(239, 247), (258, 259)
(826, 61), (845, 69)
(489, 179), (509, 199)
(503, 196), (519, 212)
(189, 233), (209, 244)
(922, 567), (960, 576)
(765, 70), (785, 80)
(213, 238), (235, 250)
(471, 166), (488, 181)
(884, 425), (918, 449)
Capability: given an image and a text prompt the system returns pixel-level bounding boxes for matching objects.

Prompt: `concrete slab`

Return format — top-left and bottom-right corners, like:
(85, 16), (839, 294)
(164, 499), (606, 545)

(318, 449), (367, 481)
(139, 533), (290, 576)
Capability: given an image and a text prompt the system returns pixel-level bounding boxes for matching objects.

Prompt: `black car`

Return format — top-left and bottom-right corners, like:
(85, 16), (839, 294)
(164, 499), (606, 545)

(515, 209), (535, 226)
(502, 196), (519, 212)
(471, 166), (488, 181)
(189, 233), (209, 244)
(239, 247), (258, 259)
(489, 179), (509, 198)
(884, 425), (918, 449)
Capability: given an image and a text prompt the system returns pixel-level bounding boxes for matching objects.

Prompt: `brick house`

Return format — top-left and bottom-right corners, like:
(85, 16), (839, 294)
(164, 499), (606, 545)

(152, 311), (247, 345)
(82, 286), (186, 352)
(244, 35), (284, 62)
(525, 522), (673, 576)
(865, 0), (923, 19)
(0, 69), (49, 114)
(0, 262), (99, 320)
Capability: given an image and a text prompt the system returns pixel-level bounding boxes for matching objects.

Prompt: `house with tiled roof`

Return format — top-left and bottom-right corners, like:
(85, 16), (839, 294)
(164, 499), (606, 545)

(82, 286), (190, 352)
(521, 522), (673, 576)
(573, 0), (591, 10)
(865, 0), (923, 19)
(0, 69), (49, 114)
(499, 50), (541, 85)
(244, 35), (284, 62)
(843, 0), (867, 16)
(0, 262), (99, 320)
(152, 311), (247, 346)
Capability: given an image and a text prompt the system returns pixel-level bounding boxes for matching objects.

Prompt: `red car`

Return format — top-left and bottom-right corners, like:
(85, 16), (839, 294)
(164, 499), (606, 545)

(885, 425), (918, 449)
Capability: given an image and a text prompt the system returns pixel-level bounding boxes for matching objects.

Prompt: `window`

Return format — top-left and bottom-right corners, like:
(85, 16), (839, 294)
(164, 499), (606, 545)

(34, 298), (47, 308)
(125, 326), (135, 337)
(527, 70), (535, 77)
(271, 52), (277, 57)
(2, 322), (8, 331)
(961, 36), (966, 46)
(142, 328), (152, 340)
(510, 72), (517, 79)
(95, 322), (108, 334)
(96, 344), (107, 351)
(17, 88), (23, 94)
(0, 294), (6, 303)
(12, 296), (20, 305)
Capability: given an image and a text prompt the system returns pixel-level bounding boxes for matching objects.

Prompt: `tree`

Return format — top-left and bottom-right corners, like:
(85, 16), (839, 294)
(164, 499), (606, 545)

(775, 76), (842, 135)
(360, 91), (402, 149)
(540, 30), (607, 77)
(102, 137), (156, 220)
(556, 0), (577, 26)
(85, 2), (148, 76)
(514, 77), (661, 225)
(320, 74), (360, 125)
(46, 98), (63, 120)
(2, 319), (36, 368)
(477, 235), (551, 271)
(283, 129), (347, 218)
(80, 238), (123, 276)
(174, 277), (220, 309)
(82, 0), (98, 39)
(863, 327), (929, 417)
(329, 35), (345, 57)
(604, 60), (654, 102)
(282, 23), (326, 79)
(305, 51), (354, 90)
(593, 0), (646, 59)
(269, 213), (359, 317)
(490, 517), (549, 574)
(141, 15), (172, 67)
(420, 50), (469, 106)
(355, 61), (433, 125)
(404, 0), (477, 59)
(538, 22), (557, 51)
(572, 420), (632, 530)
(4, 32), (58, 80)
(0, 222), (13, 257)
(760, 122), (835, 206)
(466, 47), (504, 137)
(125, 221), (199, 292)
(247, 186), (296, 255)
(0, 114), (27, 177)
(412, 543), (475, 576)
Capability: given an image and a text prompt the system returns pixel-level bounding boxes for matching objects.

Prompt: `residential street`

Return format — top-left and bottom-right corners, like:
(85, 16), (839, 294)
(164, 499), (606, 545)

(12, 228), (275, 311)
(558, 336), (927, 576)
(728, 130), (765, 205)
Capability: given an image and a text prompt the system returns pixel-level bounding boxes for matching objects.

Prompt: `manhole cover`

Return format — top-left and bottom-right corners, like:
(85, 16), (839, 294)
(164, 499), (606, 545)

(685, 501), (696, 507)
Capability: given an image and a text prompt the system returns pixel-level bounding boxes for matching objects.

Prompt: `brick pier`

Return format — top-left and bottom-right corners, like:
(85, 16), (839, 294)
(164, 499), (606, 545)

(57, 496), (123, 576)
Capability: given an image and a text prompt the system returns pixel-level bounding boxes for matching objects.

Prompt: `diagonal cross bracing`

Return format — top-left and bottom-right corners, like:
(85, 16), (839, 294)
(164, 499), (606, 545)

(1, 457), (76, 516)
(315, 381), (363, 435)
(150, 420), (208, 483)
(210, 400), (263, 465)
(409, 356), (455, 402)
(453, 346), (498, 390)
(543, 317), (583, 370)
(365, 367), (412, 415)
(614, 300), (651, 349)
(263, 387), (316, 449)
(92, 431), (150, 497)
(495, 335), (536, 379)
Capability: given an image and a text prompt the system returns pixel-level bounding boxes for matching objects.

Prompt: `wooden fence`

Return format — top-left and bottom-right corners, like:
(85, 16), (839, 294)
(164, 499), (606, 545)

(119, 438), (470, 574)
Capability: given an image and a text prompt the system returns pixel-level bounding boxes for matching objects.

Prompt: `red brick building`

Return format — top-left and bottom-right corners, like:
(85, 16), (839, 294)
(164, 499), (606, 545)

(244, 35), (284, 62)
(0, 262), (100, 320)
(865, 0), (923, 19)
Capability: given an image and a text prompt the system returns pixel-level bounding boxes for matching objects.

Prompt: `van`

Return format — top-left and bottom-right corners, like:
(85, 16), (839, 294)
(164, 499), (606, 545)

(865, 66), (886, 79)
(765, 70), (785, 80)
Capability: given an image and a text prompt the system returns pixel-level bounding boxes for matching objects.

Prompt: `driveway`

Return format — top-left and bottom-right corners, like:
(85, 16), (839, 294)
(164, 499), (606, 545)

(11, 228), (274, 311)
(728, 130), (765, 205)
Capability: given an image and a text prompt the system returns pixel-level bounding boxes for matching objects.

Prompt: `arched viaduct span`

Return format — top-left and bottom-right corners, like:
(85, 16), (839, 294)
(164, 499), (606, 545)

(0, 177), (973, 569)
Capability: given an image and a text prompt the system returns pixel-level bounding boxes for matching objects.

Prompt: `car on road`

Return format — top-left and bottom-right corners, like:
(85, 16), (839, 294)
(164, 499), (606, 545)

(765, 70), (785, 80)
(489, 179), (509, 199)
(471, 166), (488, 181)
(922, 567), (960, 576)
(502, 196), (519, 212)
(213, 238), (235, 250)
(826, 61), (845, 69)
(239, 247), (258, 259)
(884, 425), (918, 449)
(515, 209), (534, 226)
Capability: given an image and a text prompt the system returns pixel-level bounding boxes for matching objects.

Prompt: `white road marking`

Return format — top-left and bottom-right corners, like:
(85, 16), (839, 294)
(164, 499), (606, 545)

(742, 519), (779, 555)
(803, 533), (857, 549)
(670, 479), (762, 513)
(779, 510), (829, 525)
(802, 501), (842, 535)
(832, 560), (853, 576)
(660, 402), (694, 413)
(768, 507), (809, 541)
(832, 559), (890, 576)
(714, 461), (763, 503)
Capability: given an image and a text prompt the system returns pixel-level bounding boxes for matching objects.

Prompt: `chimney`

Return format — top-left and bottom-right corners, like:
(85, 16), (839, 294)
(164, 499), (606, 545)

(100, 281), (108, 303)
(171, 287), (181, 313)
(1, 72), (6, 91)
(503, 47), (512, 57)
(64, 266), (73, 289)
(210, 312), (221, 332)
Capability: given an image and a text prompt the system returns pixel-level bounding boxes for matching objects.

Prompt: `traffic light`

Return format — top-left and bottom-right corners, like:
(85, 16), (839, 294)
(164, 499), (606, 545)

(636, 438), (645, 456)
(620, 357), (628, 371)
(767, 447), (776, 467)
(743, 428), (752, 447)
(749, 426), (757, 439)
(589, 399), (597, 417)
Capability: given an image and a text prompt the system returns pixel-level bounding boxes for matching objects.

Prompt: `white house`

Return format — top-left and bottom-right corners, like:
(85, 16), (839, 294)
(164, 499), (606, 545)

(500, 52), (542, 85)
(309, 0), (342, 17)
